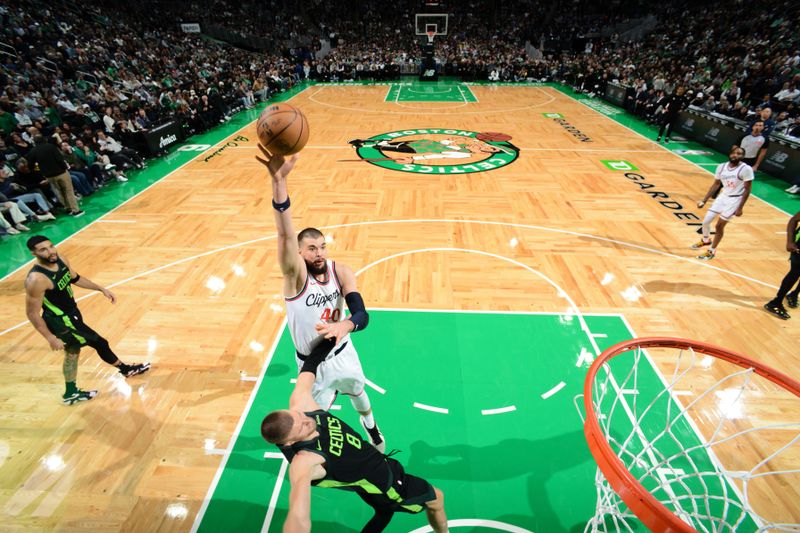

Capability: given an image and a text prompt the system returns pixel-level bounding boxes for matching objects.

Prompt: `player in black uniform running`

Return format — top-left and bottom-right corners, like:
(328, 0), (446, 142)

(261, 338), (448, 533)
(24, 235), (150, 405)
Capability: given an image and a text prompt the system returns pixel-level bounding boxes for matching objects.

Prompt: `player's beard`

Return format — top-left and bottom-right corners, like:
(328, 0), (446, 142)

(728, 155), (741, 164)
(305, 259), (327, 277)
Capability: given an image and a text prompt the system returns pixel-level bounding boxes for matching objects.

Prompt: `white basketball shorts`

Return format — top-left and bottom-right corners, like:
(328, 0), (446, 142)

(295, 341), (366, 409)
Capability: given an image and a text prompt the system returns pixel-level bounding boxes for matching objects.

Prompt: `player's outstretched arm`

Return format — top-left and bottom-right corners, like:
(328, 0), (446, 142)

(288, 338), (334, 412)
(284, 453), (320, 533)
(255, 145), (302, 277)
(61, 256), (116, 303)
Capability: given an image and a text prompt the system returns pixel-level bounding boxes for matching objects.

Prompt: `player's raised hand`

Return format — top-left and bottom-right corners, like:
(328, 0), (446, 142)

(255, 144), (298, 181)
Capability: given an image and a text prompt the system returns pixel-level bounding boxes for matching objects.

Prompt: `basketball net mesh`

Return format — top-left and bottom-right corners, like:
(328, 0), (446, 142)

(582, 344), (800, 533)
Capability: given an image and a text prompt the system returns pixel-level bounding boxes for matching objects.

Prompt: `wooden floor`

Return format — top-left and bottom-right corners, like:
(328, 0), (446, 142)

(0, 85), (798, 531)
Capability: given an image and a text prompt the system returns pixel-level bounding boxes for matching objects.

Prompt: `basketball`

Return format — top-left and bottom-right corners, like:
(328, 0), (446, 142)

(256, 103), (310, 156)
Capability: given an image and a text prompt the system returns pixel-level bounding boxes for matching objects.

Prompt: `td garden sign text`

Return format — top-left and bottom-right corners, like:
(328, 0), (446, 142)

(349, 128), (520, 174)
(601, 160), (706, 234)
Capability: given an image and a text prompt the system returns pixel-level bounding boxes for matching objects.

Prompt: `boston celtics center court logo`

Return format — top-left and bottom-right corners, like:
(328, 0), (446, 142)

(348, 128), (519, 174)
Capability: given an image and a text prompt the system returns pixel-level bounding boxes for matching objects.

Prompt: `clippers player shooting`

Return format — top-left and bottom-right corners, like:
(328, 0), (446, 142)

(261, 337), (448, 533)
(255, 144), (385, 452)
(691, 145), (754, 260)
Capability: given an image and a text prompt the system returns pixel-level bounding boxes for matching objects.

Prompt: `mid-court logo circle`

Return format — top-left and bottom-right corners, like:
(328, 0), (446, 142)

(348, 128), (519, 174)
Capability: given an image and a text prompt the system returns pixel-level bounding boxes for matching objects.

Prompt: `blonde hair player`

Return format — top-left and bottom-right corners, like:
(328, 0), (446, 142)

(261, 338), (447, 533)
(692, 145), (754, 260)
(255, 145), (385, 452)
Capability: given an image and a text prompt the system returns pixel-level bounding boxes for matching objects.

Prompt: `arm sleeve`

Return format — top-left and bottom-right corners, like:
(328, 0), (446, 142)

(344, 291), (369, 332)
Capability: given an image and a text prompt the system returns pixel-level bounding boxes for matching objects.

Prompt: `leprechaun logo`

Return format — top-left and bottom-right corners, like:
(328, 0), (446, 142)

(347, 128), (519, 174)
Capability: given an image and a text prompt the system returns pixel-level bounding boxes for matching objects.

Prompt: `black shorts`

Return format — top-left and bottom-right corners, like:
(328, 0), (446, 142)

(42, 309), (103, 350)
(358, 458), (436, 514)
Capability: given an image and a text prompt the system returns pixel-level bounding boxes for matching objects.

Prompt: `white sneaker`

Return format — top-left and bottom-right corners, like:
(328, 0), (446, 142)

(6, 227), (20, 235)
(786, 185), (800, 194)
(15, 223), (30, 232)
(36, 212), (56, 221)
(116, 175), (128, 182)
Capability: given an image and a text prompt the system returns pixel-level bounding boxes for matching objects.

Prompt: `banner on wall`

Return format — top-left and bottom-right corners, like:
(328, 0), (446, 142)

(675, 110), (800, 182)
(180, 23), (201, 33)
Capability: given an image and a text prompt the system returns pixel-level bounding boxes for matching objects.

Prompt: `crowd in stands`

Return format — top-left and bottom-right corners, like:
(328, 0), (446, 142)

(567, 0), (800, 137)
(2, 0), (800, 235)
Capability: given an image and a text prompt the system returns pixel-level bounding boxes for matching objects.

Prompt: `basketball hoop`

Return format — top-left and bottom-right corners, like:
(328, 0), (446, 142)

(426, 30), (436, 44)
(581, 337), (800, 532)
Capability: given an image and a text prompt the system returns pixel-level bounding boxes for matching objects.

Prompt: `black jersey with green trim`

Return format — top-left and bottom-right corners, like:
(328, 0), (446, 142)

(29, 258), (78, 316)
(278, 410), (390, 493)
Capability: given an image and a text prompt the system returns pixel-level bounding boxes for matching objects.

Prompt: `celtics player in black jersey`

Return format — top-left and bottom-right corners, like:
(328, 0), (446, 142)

(261, 338), (448, 533)
(24, 236), (150, 405)
(764, 211), (800, 319)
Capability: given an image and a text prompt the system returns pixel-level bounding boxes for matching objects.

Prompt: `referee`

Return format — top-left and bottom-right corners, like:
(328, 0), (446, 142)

(737, 120), (769, 173)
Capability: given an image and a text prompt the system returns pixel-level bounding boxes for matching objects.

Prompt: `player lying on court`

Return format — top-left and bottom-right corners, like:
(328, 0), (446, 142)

(261, 337), (448, 533)
(256, 145), (385, 452)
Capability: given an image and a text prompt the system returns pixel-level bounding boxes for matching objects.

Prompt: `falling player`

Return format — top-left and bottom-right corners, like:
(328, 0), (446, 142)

(261, 337), (447, 532)
(256, 145), (385, 452)
(692, 146), (753, 260)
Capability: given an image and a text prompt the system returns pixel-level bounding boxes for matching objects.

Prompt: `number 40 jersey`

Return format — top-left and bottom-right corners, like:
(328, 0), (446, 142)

(285, 260), (349, 356)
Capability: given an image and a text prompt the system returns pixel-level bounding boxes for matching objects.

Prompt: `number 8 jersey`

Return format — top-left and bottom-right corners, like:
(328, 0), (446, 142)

(285, 260), (348, 355)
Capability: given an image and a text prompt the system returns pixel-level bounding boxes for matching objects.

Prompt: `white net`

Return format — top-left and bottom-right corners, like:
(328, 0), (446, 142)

(581, 343), (800, 533)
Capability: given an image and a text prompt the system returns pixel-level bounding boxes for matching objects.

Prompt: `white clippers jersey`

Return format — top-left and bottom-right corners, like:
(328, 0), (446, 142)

(715, 162), (754, 198)
(285, 260), (348, 355)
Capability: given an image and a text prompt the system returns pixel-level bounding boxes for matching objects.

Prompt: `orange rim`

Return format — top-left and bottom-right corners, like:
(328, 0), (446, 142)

(583, 337), (800, 532)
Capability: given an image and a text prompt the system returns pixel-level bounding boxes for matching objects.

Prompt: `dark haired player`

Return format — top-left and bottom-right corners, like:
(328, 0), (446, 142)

(255, 145), (385, 452)
(692, 146), (754, 260)
(24, 235), (150, 404)
(261, 338), (448, 533)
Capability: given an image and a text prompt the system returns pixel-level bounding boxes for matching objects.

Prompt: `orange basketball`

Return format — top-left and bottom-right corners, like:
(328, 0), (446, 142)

(256, 103), (310, 155)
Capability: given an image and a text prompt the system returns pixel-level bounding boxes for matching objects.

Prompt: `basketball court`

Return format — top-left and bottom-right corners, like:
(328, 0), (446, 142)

(0, 80), (798, 532)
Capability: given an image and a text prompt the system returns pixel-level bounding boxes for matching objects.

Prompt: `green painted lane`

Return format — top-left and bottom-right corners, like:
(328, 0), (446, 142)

(195, 311), (742, 532)
(385, 82), (478, 103)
